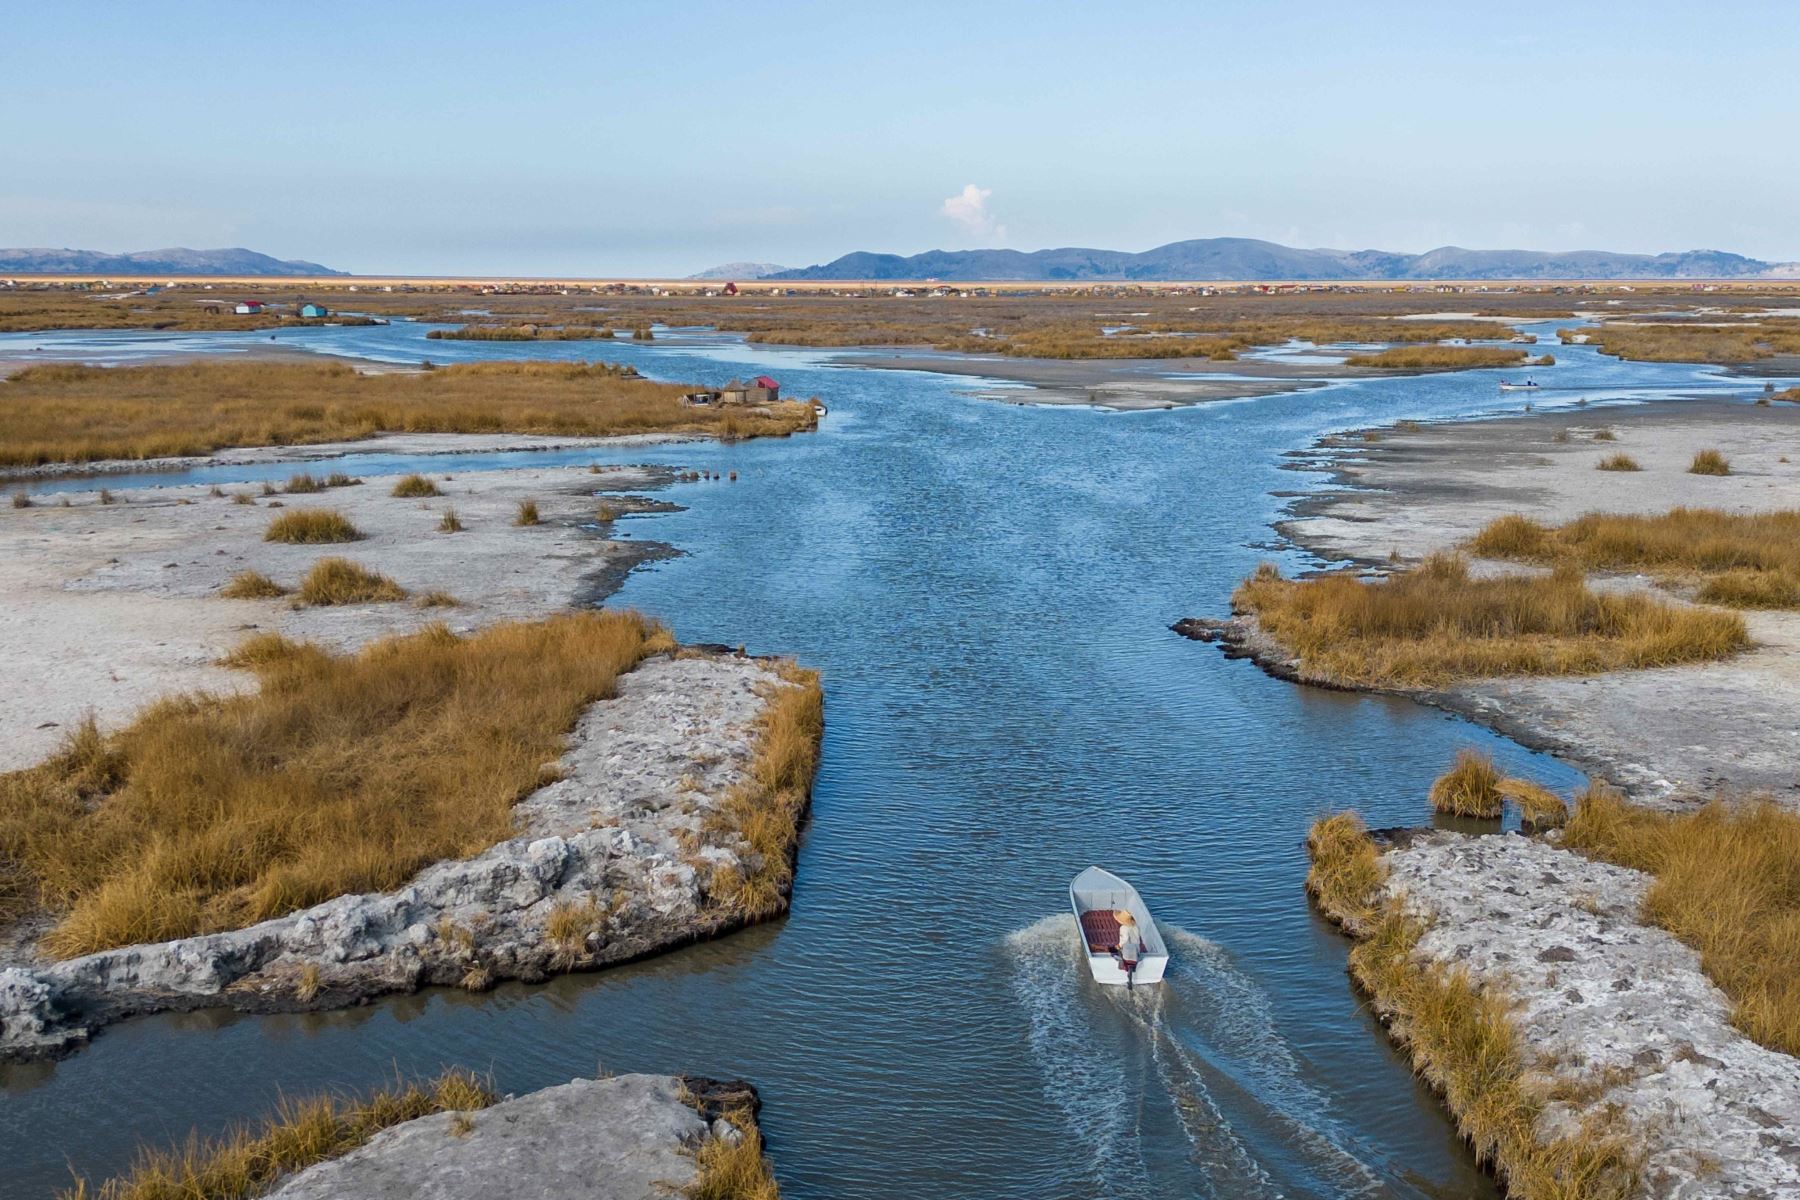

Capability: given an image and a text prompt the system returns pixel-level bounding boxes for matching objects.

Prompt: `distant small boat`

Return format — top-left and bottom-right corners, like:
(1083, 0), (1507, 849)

(1069, 866), (1169, 987)
(1498, 379), (1541, 392)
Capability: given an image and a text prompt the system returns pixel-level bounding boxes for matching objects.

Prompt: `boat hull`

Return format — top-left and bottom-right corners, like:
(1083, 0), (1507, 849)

(1069, 866), (1170, 986)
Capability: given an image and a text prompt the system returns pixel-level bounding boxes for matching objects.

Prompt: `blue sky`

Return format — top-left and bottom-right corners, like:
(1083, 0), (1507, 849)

(7, 2), (1798, 276)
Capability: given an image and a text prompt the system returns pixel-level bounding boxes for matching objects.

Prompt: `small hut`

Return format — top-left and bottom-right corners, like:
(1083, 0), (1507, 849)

(299, 302), (329, 318)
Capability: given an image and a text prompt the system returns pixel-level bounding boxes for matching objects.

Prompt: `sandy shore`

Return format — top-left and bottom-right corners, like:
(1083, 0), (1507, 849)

(1270, 399), (1800, 803)
(0, 448), (680, 770)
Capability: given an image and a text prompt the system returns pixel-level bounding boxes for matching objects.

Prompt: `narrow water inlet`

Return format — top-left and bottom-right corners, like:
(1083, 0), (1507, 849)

(2, 320), (1741, 1198)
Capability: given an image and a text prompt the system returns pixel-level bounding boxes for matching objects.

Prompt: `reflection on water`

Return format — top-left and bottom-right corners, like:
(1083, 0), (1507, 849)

(0, 320), (1775, 1198)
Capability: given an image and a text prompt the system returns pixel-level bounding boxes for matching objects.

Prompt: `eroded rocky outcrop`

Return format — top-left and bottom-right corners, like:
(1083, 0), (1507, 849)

(1382, 831), (1800, 1198)
(265, 1073), (759, 1200)
(0, 652), (809, 1061)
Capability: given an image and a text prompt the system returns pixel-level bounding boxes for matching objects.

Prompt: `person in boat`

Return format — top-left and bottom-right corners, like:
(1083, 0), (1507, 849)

(1113, 909), (1142, 977)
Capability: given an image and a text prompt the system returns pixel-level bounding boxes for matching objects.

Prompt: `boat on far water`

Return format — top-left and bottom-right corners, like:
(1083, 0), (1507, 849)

(1498, 378), (1541, 392)
(1069, 866), (1170, 987)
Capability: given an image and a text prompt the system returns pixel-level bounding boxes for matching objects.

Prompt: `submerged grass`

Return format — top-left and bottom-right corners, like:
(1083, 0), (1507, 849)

(59, 1068), (495, 1200)
(0, 611), (672, 956)
(1307, 814), (1637, 1199)
(0, 360), (818, 467)
(1562, 788), (1800, 1056)
(1232, 554), (1747, 688)
(1470, 508), (1800, 609)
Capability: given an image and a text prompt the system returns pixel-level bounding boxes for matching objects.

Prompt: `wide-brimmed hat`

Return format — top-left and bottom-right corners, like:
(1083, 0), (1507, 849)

(1115, 909), (1136, 925)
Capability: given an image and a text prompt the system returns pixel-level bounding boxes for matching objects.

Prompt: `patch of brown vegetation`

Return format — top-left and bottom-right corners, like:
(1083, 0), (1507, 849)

(0, 612), (671, 956)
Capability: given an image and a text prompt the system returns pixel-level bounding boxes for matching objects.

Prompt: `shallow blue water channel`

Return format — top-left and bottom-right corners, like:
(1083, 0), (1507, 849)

(0, 321), (1779, 1198)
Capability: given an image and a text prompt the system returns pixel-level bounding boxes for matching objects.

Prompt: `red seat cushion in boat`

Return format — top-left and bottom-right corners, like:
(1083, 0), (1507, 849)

(1080, 909), (1120, 953)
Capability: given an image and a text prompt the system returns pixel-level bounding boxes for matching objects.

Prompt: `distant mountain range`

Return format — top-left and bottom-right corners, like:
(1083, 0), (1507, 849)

(770, 238), (1800, 282)
(0, 247), (343, 276)
(687, 261), (790, 280)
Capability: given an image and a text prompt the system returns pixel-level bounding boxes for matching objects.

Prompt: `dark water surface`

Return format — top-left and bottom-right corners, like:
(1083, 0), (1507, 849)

(0, 322), (1778, 1198)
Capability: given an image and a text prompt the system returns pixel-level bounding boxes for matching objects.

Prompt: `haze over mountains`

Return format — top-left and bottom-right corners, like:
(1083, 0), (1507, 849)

(0, 247), (343, 276)
(770, 238), (1800, 282)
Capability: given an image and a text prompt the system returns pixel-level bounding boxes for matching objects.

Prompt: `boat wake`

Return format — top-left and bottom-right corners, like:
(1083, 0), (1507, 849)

(1004, 915), (1384, 1200)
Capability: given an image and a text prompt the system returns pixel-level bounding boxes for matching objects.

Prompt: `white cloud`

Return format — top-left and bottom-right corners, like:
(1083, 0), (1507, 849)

(940, 184), (1006, 242)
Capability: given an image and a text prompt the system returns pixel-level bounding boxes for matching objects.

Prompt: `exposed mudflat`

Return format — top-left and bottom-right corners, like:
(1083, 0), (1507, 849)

(0, 450), (670, 770)
(1269, 399), (1800, 805)
(1380, 832), (1800, 1199)
(834, 349), (1347, 409)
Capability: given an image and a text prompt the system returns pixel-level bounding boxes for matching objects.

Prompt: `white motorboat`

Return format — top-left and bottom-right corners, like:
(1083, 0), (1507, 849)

(1069, 866), (1169, 986)
(1498, 379), (1541, 392)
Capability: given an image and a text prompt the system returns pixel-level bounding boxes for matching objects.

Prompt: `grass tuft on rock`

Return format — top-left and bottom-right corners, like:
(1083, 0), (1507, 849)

(58, 1068), (495, 1200)
(0, 611), (672, 955)
(391, 473), (441, 498)
(689, 1107), (782, 1200)
(436, 506), (463, 533)
(514, 499), (540, 526)
(1596, 452), (1641, 472)
(264, 509), (360, 544)
(1563, 786), (1800, 1056)
(1232, 555), (1747, 688)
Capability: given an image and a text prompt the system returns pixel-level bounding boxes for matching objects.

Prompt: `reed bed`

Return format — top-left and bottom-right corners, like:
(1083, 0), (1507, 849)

(1469, 508), (1800, 609)
(0, 612), (671, 955)
(58, 1068), (494, 1200)
(1565, 321), (1800, 364)
(1306, 814), (1636, 1198)
(1232, 555), (1747, 688)
(1562, 788), (1800, 1056)
(425, 324), (606, 341)
(704, 663), (825, 919)
(0, 361), (817, 467)
(1342, 346), (1528, 369)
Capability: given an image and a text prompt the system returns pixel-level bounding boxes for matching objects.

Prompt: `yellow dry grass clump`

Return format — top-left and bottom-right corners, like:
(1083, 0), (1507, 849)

(59, 1068), (494, 1200)
(217, 570), (286, 600)
(1562, 787), (1800, 1056)
(1596, 452), (1641, 472)
(0, 611), (671, 956)
(264, 508), (360, 544)
(705, 663), (824, 919)
(1232, 555), (1747, 688)
(1307, 813), (1637, 1199)
(690, 1108), (782, 1200)
(294, 558), (405, 606)
(1688, 448), (1731, 476)
(1470, 508), (1800, 609)
(1429, 750), (1503, 818)
(0, 360), (819, 467)
(390, 473), (441, 498)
